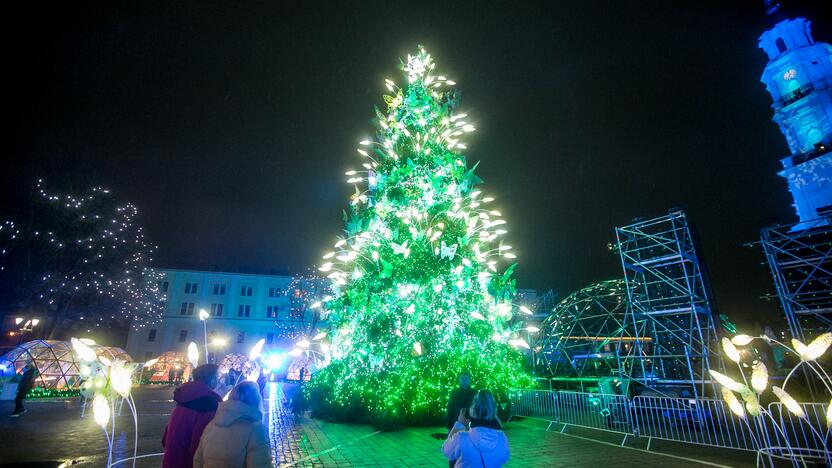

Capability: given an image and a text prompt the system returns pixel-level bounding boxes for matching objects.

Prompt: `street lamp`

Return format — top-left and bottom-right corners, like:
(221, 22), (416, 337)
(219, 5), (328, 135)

(199, 309), (210, 362)
(12, 317), (41, 345)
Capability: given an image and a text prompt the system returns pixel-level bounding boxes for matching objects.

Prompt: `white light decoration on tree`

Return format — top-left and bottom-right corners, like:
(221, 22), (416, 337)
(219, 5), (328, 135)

(0, 180), (165, 333)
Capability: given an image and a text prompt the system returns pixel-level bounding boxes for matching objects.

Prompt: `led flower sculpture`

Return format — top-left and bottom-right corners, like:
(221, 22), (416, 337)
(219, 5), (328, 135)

(72, 337), (143, 467)
(307, 46), (534, 424)
(708, 332), (832, 465)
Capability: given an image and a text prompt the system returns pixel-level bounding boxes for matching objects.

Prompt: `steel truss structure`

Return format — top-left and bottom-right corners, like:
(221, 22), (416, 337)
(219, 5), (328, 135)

(614, 210), (721, 397)
(759, 216), (832, 342)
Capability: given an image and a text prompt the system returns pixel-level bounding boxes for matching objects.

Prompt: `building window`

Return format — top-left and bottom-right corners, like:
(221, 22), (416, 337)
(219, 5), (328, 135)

(185, 282), (198, 294)
(148, 329), (157, 342)
(210, 303), (224, 317)
(157, 281), (169, 293)
(776, 37), (787, 54)
(237, 332), (245, 344)
(180, 302), (195, 315)
(266, 333), (274, 344)
(268, 287), (282, 298)
(237, 304), (251, 318)
(179, 330), (188, 342)
(212, 284), (226, 295)
(266, 305), (278, 318)
(240, 285), (253, 297)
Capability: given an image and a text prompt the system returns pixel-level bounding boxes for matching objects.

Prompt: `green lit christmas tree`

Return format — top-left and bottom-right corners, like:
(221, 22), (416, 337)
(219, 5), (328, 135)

(307, 46), (535, 425)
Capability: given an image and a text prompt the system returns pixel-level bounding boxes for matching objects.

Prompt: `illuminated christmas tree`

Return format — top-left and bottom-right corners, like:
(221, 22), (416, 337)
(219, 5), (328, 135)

(306, 47), (535, 424)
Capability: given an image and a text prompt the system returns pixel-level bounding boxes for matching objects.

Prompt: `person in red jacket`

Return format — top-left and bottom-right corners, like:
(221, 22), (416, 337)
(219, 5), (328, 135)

(162, 364), (221, 468)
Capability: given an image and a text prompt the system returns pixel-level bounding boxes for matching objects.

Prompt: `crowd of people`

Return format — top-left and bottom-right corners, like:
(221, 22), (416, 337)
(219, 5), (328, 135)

(160, 367), (508, 467)
(162, 364), (271, 468)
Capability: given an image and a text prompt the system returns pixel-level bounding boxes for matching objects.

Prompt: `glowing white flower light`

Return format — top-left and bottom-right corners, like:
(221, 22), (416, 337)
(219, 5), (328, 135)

(187, 342), (199, 368)
(198, 309), (210, 320)
(110, 365), (132, 398)
(79, 338), (97, 346)
(288, 348), (302, 357)
(98, 356), (112, 367)
(297, 339), (311, 348)
(143, 358), (159, 368)
(312, 332), (327, 341)
(71, 337), (97, 362)
(708, 369), (745, 392)
(471, 312), (485, 320)
(414, 342), (422, 355)
(772, 386), (805, 418)
(510, 338), (531, 349)
(751, 361), (768, 393)
(722, 337), (741, 363)
(731, 334), (754, 346)
(248, 339), (266, 361)
(526, 326), (540, 333)
(826, 399), (831, 430)
(310, 301), (322, 309)
(721, 387), (745, 419)
(803, 333), (832, 361)
(519, 306), (533, 315)
(92, 394), (111, 427)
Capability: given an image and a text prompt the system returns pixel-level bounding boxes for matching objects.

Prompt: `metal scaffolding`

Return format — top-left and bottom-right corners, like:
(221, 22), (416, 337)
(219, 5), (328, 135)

(759, 216), (832, 342)
(614, 210), (721, 397)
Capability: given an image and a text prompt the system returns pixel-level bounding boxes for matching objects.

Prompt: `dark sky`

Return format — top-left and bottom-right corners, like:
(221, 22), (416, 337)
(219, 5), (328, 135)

(4, 1), (831, 329)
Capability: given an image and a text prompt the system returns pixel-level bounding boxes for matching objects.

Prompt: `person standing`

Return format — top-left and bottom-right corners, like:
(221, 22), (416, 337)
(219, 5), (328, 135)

(9, 363), (38, 417)
(161, 364), (221, 468)
(442, 390), (510, 467)
(446, 372), (476, 430)
(194, 381), (272, 467)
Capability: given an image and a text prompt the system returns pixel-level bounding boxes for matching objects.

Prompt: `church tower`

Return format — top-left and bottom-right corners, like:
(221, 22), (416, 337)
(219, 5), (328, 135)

(758, 5), (832, 228)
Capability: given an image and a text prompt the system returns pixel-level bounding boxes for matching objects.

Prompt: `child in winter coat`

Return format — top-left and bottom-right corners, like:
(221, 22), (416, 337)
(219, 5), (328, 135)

(442, 390), (510, 468)
(194, 381), (272, 468)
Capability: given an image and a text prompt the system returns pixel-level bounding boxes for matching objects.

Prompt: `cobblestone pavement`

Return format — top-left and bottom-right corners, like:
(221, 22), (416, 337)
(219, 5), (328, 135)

(0, 384), (755, 467)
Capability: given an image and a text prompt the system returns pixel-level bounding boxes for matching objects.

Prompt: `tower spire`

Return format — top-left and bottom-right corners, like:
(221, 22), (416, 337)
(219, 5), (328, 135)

(763, 0), (784, 26)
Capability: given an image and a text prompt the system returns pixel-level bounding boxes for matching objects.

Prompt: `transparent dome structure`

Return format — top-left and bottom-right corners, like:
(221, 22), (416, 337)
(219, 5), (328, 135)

(539, 280), (635, 379)
(144, 351), (191, 382)
(286, 351), (329, 381)
(0, 340), (131, 389)
(217, 353), (251, 375)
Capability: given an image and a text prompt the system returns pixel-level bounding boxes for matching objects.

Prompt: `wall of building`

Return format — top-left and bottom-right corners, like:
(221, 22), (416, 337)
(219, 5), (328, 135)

(126, 268), (326, 362)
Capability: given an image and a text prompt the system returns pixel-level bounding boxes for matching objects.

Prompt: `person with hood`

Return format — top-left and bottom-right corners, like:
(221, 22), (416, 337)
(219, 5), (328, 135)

(442, 390), (509, 468)
(9, 363), (38, 417)
(194, 380), (272, 468)
(161, 364), (221, 468)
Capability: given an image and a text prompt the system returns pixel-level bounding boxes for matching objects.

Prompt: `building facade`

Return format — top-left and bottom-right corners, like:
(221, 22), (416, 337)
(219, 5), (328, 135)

(758, 15), (832, 228)
(126, 268), (327, 363)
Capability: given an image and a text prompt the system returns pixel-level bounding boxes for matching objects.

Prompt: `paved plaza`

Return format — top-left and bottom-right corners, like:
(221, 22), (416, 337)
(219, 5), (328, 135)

(0, 385), (755, 467)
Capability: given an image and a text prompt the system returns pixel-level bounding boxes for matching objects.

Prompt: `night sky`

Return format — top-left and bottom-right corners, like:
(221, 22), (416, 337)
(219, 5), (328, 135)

(4, 1), (831, 329)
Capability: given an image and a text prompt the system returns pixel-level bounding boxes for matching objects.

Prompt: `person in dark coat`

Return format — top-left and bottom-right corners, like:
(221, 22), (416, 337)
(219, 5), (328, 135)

(447, 372), (476, 430)
(161, 364), (221, 468)
(9, 363), (38, 417)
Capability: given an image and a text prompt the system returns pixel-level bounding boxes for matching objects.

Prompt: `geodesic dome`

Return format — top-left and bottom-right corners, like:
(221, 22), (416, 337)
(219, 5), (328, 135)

(286, 351), (329, 381)
(539, 280), (636, 378)
(0, 340), (131, 389)
(144, 351), (191, 382)
(217, 353), (250, 374)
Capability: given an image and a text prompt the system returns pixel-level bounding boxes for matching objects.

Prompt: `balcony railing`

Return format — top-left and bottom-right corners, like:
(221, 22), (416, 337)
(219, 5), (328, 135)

(778, 82), (814, 108)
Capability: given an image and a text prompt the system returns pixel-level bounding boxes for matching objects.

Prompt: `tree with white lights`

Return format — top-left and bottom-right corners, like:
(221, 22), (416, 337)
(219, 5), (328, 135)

(0, 180), (164, 336)
(306, 46), (534, 424)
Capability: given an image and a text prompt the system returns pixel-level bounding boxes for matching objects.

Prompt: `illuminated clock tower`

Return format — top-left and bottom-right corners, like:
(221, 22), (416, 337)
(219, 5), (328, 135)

(758, 7), (832, 228)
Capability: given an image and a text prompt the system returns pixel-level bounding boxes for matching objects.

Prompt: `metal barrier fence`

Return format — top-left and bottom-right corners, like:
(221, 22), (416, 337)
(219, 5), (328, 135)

(508, 388), (831, 461)
(630, 396), (757, 451)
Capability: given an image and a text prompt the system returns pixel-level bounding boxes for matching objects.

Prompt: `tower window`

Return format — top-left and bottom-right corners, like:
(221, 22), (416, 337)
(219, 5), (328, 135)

(775, 37), (787, 54)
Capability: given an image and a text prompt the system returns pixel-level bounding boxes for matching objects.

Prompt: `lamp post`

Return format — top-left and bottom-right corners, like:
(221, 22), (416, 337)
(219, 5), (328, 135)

(13, 317), (41, 346)
(198, 309), (210, 362)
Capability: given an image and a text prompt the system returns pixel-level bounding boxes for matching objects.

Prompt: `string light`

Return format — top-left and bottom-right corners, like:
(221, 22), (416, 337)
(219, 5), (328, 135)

(0, 180), (165, 330)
